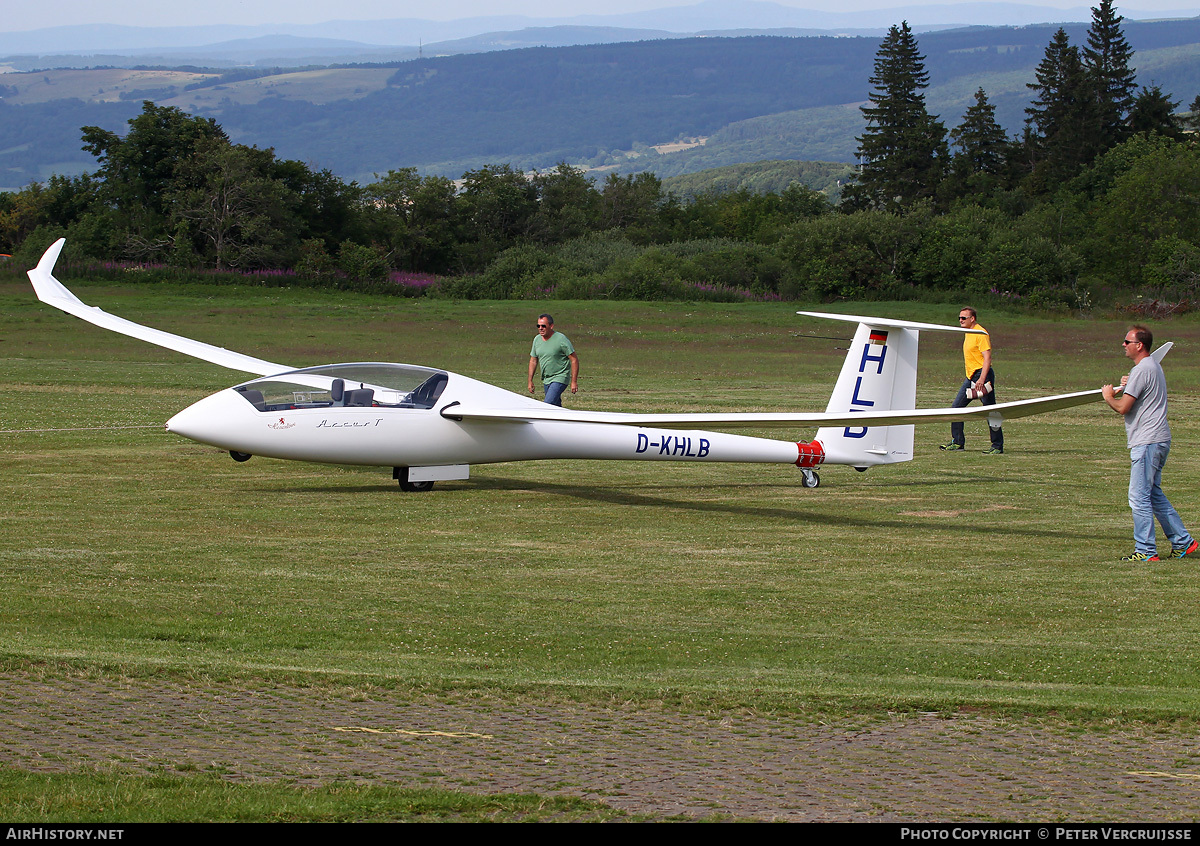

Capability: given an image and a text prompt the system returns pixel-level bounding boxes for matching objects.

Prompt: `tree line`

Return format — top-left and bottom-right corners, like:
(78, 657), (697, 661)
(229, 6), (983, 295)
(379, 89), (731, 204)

(847, 0), (1195, 209)
(2, 0), (1198, 310)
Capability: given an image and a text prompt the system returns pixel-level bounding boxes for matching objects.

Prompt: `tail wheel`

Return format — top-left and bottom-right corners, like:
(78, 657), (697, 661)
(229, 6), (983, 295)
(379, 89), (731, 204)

(801, 470), (820, 488)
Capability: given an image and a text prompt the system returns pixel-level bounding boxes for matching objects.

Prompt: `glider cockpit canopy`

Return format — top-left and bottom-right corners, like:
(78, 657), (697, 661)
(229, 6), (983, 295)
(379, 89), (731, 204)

(233, 362), (449, 412)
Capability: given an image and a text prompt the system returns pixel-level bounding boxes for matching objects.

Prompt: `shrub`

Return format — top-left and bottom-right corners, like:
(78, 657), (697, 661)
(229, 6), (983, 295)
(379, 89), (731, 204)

(336, 241), (391, 285)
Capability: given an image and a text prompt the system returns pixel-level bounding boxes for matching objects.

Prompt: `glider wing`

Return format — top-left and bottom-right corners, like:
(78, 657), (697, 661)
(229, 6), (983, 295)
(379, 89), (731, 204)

(443, 389), (1104, 429)
(28, 239), (290, 377)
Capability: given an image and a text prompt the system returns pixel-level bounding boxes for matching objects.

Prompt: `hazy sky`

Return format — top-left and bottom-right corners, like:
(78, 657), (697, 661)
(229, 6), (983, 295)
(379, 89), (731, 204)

(3, 0), (1196, 32)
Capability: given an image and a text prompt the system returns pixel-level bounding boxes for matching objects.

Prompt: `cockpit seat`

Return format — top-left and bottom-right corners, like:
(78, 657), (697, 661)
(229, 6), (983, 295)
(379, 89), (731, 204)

(411, 373), (449, 408)
(343, 388), (375, 407)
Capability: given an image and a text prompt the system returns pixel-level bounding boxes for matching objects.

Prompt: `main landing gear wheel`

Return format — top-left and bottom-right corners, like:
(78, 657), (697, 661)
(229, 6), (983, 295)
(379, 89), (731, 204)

(801, 469), (820, 488)
(394, 467), (434, 492)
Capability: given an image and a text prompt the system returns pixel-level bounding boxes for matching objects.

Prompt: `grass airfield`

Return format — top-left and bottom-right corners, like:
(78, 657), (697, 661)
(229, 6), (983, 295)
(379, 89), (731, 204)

(4, 277), (1200, 820)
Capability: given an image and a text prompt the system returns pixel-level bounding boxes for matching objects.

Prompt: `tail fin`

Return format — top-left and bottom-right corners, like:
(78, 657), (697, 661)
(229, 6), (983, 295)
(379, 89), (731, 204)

(798, 312), (985, 469)
(815, 320), (918, 468)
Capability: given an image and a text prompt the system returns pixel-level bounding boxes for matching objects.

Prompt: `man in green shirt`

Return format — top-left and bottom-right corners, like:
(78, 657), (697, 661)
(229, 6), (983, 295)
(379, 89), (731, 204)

(528, 313), (579, 406)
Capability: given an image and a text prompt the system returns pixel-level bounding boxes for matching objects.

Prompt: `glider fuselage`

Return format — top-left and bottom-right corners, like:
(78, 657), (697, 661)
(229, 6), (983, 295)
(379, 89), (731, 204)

(166, 367), (810, 469)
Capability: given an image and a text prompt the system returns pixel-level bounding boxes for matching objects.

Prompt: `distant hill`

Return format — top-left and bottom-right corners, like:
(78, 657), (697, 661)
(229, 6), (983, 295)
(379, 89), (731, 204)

(7, 1), (1186, 71)
(1, 18), (1198, 191)
(662, 160), (854, 198)
(0, 2), (1123, 61)
(220, 21), (1200, 182)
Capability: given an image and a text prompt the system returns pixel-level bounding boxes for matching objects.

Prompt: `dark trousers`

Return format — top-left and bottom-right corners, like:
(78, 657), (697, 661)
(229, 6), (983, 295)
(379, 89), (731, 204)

(950, 368), (1003, 449)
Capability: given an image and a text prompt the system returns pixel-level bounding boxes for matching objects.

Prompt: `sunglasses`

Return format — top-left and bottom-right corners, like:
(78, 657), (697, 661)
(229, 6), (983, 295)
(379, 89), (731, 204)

(1123, 339), (1140, 346)
(537, 324), (551, 329)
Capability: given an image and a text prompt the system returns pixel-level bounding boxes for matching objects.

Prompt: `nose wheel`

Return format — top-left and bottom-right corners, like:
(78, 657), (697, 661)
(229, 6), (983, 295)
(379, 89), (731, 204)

(800, 469), (820, 488)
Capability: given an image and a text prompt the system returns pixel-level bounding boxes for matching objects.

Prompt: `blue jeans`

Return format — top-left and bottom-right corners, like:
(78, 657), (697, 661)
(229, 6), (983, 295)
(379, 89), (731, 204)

(543, 381), (568, 406)
(949, 368), (1002, 449)
(1129, 441), (1193, 555)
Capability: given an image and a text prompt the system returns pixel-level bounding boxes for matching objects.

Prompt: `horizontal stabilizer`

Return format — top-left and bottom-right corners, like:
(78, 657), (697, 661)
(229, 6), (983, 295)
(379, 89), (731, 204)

(28, 239), (290, 377)
(797, 310), (986, 334)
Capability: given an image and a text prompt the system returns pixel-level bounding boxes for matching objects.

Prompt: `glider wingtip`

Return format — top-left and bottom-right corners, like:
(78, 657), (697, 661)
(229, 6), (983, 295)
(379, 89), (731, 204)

(27, 239), (74, 304)
(38, 238), (66, 271)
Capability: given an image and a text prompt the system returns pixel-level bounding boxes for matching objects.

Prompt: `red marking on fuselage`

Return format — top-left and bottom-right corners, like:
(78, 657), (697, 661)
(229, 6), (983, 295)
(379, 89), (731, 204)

(796, 440), (825, 468)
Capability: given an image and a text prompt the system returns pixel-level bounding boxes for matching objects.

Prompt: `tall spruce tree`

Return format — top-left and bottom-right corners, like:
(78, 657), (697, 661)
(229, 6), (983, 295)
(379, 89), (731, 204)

(1024, 28), (1095, 185)
(951, 88), (1010, 175)
(944, 88), (1012, 199)
(1083, 0), (1137, 151)
(846, 22), (948, 211)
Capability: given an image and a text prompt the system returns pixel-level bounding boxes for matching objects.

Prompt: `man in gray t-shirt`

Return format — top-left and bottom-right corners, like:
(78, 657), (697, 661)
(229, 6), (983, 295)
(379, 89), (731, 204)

(1102, 325), (1196, 562)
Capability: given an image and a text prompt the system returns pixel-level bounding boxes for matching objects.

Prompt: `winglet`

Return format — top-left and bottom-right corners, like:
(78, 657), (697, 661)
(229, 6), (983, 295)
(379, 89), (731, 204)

(26, 237), (73, 305)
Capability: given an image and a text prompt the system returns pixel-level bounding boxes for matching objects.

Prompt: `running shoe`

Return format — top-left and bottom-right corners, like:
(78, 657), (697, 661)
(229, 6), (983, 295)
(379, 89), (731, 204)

(1169, 539), (1199, 559)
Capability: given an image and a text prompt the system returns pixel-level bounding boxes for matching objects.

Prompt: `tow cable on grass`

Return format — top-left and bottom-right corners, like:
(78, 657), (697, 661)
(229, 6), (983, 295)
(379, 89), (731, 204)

(335, 726), (493, 739)
(0, 425), (161, 433)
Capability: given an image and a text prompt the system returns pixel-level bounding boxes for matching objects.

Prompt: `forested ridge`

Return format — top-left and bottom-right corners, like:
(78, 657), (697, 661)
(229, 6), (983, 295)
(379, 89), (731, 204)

(2, 15), (1198, 185)
(126, 18), (1200, 178)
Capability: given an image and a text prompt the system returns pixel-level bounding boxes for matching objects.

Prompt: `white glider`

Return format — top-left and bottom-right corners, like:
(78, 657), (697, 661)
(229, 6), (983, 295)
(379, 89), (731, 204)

(28, 239), (1119, 490)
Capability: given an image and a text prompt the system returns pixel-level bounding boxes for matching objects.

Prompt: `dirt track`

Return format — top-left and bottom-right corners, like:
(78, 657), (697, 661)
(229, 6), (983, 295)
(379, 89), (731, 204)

(3, 671), (1200, 821)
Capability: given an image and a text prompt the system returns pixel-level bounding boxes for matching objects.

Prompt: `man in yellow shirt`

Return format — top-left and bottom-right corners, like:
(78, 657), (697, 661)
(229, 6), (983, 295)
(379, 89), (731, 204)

(940, 307), (1003, 454)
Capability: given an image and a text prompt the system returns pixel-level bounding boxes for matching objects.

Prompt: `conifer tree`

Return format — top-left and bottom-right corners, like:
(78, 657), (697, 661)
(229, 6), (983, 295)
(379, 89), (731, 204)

(1024, 28), (1095, 184)
(950, 88), (1010, 176)
(1083, 0), (1137, 150)
(943, 88), (1012, 200)
(1185, 95), (1200, 133)
(846, 21), (948, 211)
(1127, 85), (1183, 140)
